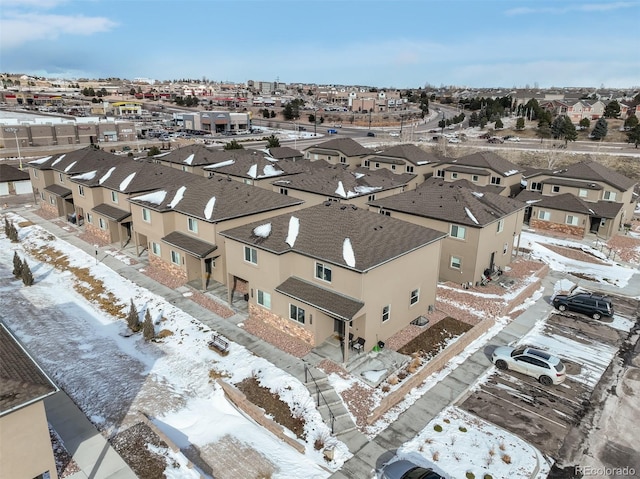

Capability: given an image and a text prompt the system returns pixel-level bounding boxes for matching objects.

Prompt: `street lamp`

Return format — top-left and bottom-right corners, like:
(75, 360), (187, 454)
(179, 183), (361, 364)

(5, 128), (22, 170)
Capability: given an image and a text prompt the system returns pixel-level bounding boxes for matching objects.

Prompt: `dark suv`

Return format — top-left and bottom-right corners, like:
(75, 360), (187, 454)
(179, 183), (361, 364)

(552, 292), (613, 320)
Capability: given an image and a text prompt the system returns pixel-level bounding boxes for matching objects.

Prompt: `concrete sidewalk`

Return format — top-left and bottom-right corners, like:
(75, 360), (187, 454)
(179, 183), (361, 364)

(45, 391), (137, 479)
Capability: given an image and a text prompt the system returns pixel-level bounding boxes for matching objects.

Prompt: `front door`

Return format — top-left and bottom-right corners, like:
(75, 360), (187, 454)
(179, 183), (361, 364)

(489, 252), (495, 272)
(333, 318), (345, 339)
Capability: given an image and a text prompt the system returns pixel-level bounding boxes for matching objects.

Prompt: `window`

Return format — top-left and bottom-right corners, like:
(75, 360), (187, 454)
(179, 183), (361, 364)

(78, 185), (85, 196)
(368, 194), (376, 201)
(450, 224), (466, 240)
(391, 164), (396, 170)
(603, 191), (617, 201)
(315, 262), (332, 282)
(552, 185), (560, 193)
(364, 160), (370, 167)
(497, 219), (504, 233)
(188, 217), (198, 233)
(340, 156), (346, 164)
(578, 188), (588, 197)
(111, 191), (118, 203)
(379, 209), (391, 216)
(257, 290), (271, 309)
(39, 191), (45, 200)
(49, 195), (55, 205)
(170, 250), (180, 265)
(181, 165), (188, 171)
(410, 289), (420, 306)
(86, 213), (93, 224)
(530, 182), (542, 191)
(375, 162), (380, 168)
(436, 170), (445, 178)
(406, 165), (414, 173)
(279, 187), (288, 195)
(327, 156), (332, 162)
(566, 215), (579, 226)
(98, 218), (106, 229)
(450, 256), (462, 269)
(33, 169), (38, 178)
(451, 172), (458, 179)
(142, 208), (151, 222)
(58, 172), (64, 183)
(503, 242), (508, 254)
(244, 179), (253, 185)
(538, 210), (551, 221)
(490, 177), (501, 185)
(151, 242), (161, 256)
(472, 175), (479, 182)
(244, 246), (258, 264)
(289, 304), (305, 324)
(382, 305), (390, 322)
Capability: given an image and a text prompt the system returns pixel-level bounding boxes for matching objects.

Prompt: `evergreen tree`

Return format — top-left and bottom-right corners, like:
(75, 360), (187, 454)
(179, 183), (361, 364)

(147, 146), (161, 156)
(479, 116), (488, 129)
(515, 118), (525, 130)
(142, 309), (155, 341)
(127, 299), (140, 332)
(468, 112), (479, 128)
(591, 117), (608, 140)
(603, 100), (621, 119)
(12, 252), (23, 278)
(21, 261), (34, 286)
(626, 125), (640, 148)
(536, 121), (552, 143)
(266, 135), (280, 148)
(223, 140), (244, 150)
(551, 115), (577, 144)
(579, 118), (591, 130)
(9, 222), (18, 242)
(494, 118), (504, 129)
(624, 114), (638, 130)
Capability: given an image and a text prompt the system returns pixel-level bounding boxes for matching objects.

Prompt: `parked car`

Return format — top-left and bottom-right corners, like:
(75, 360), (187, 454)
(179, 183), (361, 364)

(487, 137), (504, 143)
(552, 292), (613, 320)
(389, 131), (400, 137)
(491, 346), (566, 385)
(367, 131), (376, 137)
(479, 132), (492, 139)
(505, 136), (520, 142)
(327, 129), (338, 134)
(448, 137), (461, 143)
(377, 460), (444, 479)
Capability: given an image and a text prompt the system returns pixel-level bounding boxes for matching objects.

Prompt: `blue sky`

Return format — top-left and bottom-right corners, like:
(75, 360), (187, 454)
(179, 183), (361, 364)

(1, 0), (639, 88)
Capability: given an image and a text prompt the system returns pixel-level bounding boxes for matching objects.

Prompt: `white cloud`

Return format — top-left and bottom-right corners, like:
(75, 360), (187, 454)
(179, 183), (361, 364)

(506, 2), (637, 16)
(0, 13), (118, 48)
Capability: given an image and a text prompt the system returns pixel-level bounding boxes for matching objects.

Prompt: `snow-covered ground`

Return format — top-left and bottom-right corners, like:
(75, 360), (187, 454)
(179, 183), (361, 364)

(1, 210), (638, 479)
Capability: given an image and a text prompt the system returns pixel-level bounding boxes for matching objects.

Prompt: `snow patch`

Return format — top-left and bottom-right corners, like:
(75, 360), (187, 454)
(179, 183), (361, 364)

(131, 190), (167, 205)
(204, 196), (216, 220)
(29, 156), (52, 165)
(119, 172), (136, 191)
(168, 186), (186, 209)
(465, 207), (479, 224)
(247, 164), (258, 178)
(335, 181), (347, 198)
(72, 170), (97, 181)
(63, 161), (77, 173)
(285, 216), (300, 247)
(259, 164), (284, 178)
(51, 154), (66, 166)
(253, 223), (272, 238)
(342, 238), (356, 267)
(183, 153), (195, 165)
(206, 159), (235, 169)
(99, 167), (116, 185)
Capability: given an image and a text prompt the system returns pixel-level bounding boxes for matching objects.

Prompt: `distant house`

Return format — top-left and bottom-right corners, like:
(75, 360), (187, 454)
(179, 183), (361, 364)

(0, 322), (59, 479)
(369, 178), (526, 284)
(362, 143), (442, 189)
(303, 137), (372, 169)
(517, 161), (637, 238)
(151, 144), (233, 174)
(0, 164), (32, 196)
(220, 202), (446, 355)
(267, 146), (304, 161)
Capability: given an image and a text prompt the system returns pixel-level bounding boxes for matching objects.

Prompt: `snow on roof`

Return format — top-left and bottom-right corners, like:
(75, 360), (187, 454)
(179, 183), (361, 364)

(417, 161), (429, 165)
(154, 151), (172, 158)
(285, 216), (300, 247)
(183, 153), (195, 165)
(259, 164), (284, 178)
(51, 154), (66, 166)
(335, 181), (347, 198)
(247, 164), (258, 179)
(353, 172), (365, 179)
(352, 185), (382, 196)
(168, 186), (186, 208)
(526, 199), (541, 204)
(205, 159), (235, 169)
(253, 223), (272, 238)
(63, 161), (77, 173)
(99, 167), (116, 185)
(204, 196), (216, 220)
(264, 156), (279, 162)
(119, 172), (136, 191)
(465, 207), (479, 224)
(131, 190), (167, 205)
(504, 169), (519, 177)
(342, 238), (356, 268)
(472, 191), (484, 198)
(72, 170), (97, 181)
(29, 156), (52, 165)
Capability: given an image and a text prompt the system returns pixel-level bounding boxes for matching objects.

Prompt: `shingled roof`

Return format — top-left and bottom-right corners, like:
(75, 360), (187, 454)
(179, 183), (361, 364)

(515, 191), (623, 218)
(28, 146), (122, 174)
(554, 161), (636, 191)
(153, 144), (232, 167)
(436, 151), (523, 177)
(370, 178), (525, 227)
(0, 323), (58, 417)
(220, 202), (446, 272)
(373, 144), (443, 166)
(129, 175), (304, 222)
(203, 149), (307, 179)
(0, 164), (29, 182)
(268, 146), (304, 160)
(305, 137), (372, 157)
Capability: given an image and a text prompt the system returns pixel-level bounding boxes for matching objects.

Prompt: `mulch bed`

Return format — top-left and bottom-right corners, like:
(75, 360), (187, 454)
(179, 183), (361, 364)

(111, 422), (171, 479)
(398, 317), (473, 357)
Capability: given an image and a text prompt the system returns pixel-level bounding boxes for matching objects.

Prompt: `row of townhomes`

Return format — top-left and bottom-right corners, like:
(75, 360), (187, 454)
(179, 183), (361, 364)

(27, 138), (637, 357)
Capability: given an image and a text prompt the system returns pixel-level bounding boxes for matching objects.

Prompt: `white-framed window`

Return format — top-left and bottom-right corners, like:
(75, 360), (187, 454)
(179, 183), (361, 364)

(49, 195), (55, 205)
(257, 290), (271, 309)
(142, 208), (151, 223)
(315, 262), (332, 283)
(472, 175), (479, 182)
(497, 219), (504, 233)
(578, 188), (588, 197)
(188, 217), (198, 233)
(170, 250), (180, 265)
(244, 246), (258, 264)
(181, 165), (188, 171)
(450, 224), (466, 240)
(491, 177), (501, 185)
(406, 165), (414, 173)
(78, 185), (85, 196)
(98, 218), (106, 230)
(552, 185), (560, 193)
(603, 191), (617, 201)
(86, 213), (93, 224)
(503, 242), (508, 255)
(379, 209), (391, 216)
(280, 187), (288, 195)
(391, 164), (396, 170)
(451, 172), (458, 179)
(382, 304), (391, 322)
(368, 194), (376, 202)
(151, 242), (161, 256)
(111, 191), (118, 203)
(340, 156), (346, 164)
(436, 169), (445, 178)
(450, 256), (462, 269)
(289, 304), (305, 324)
(566, 215), (579, 226)
(363, 160), (370, 167)
(530, 182), (542, 191)
(410, 289), (420, 306)
(375, 162), (380, 168)
(58, 172), (64, 183)
(33, 169), (38, 178)
(538, 210), (551, 221)
(39, 191), (45, 200)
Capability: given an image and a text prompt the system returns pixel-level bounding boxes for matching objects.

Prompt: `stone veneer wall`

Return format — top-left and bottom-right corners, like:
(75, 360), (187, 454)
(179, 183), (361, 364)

(149, 253), (187, 283)
(39, 201), (58, 218)
(530, 218), (584, 238)
(234, 278), (248, 294)
(85, 223), (110, 245)
(249, 304), (315, 346)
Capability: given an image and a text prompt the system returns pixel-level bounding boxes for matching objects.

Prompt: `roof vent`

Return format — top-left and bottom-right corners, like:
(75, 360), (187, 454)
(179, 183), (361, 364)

(324, 201), (332, 206)
(340, 205), (347, 210)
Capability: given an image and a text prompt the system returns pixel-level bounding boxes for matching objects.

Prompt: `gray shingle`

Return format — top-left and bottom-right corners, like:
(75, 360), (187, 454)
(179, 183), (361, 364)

(161, 231), (218, 258)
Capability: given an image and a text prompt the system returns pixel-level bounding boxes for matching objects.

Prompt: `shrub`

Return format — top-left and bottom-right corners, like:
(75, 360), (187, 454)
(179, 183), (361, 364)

(501, 454), (511, 464)
(466, 473), (475, 479)
(443, 418), (450, 424)
(484, 475), (493, 479)
(432, 451), (439, 461)
(142, 309), (155, 341)
(433, 424), (443, 432)
(21, 261), (34, 286)
(127, 299), (140, 332)
(459, 426), (468, 432)
(12, 252), (23, 278)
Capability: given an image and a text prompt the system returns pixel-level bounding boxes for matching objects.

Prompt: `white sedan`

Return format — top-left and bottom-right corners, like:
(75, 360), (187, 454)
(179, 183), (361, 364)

(491, 346), (566, 385)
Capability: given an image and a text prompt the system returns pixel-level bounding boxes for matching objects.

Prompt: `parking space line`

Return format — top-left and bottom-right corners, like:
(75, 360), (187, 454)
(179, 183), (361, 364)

(479, 389), (568, 429)
(494, 373), (585, 408)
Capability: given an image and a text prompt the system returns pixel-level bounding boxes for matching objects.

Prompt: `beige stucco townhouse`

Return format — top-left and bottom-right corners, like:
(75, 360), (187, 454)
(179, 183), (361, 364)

(362, 144), (443, 189)
(219, 202), (446, 360)
(303, 137), (372, 169)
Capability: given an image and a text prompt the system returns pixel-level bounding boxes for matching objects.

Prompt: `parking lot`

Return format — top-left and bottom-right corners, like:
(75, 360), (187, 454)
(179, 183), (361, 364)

(459, 292), (639, 458)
